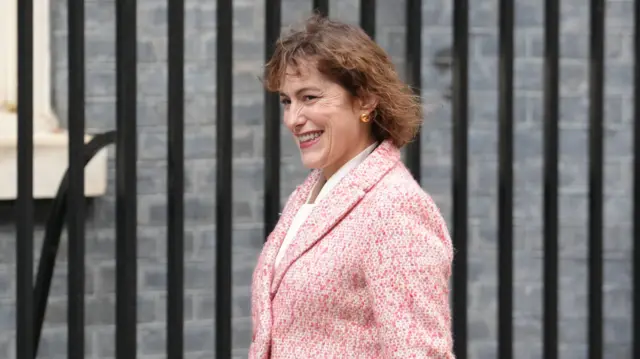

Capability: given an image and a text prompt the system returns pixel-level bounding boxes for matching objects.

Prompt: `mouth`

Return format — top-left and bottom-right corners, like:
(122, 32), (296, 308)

(297, 130), (324, 149)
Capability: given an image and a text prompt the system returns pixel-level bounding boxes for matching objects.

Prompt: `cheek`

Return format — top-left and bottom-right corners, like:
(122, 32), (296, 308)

(304, 106), (332, 127)
(329, 109), (358, 133)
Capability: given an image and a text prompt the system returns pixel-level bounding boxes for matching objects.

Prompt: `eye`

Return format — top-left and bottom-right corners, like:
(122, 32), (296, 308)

(280, 98), (291, 105)
(303, 95), (318, 101)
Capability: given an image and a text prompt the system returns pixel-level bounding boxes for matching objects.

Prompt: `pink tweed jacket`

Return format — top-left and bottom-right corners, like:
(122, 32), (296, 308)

(249, 140), (455, 359)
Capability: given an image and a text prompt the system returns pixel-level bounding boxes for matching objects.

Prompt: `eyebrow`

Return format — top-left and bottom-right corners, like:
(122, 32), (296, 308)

(279, 87), (321, 97)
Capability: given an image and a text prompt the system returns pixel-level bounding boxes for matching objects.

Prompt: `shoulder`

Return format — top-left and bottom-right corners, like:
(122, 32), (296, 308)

(361, 163), (452, 260)
(365, 162), (440, 218)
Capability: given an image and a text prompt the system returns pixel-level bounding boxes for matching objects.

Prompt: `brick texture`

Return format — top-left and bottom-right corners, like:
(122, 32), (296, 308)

(0, 0), (634, 358)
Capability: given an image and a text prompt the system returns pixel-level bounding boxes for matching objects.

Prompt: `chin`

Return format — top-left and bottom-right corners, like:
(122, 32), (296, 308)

(299, 152), (326, 170)
(300, 157), (323, 170)
(296, 135), (329, 170)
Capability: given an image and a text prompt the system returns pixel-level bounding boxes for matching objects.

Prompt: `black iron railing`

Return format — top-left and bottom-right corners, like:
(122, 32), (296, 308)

(10, 0), (640, 359)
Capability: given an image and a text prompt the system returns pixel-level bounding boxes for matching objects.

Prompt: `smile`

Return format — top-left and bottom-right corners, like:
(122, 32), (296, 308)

(297, 131), (323, 149)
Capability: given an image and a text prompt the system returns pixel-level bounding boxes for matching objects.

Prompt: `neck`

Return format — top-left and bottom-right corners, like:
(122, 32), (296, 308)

(322, 138), (376, 180)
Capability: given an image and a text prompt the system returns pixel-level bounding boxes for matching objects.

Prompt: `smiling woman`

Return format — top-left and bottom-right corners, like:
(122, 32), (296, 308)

(250, 14), (455, 359)
(276, 64), (377, 181)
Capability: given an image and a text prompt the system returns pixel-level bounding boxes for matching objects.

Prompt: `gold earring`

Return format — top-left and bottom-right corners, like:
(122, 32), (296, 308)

(360, 113), (370, 123)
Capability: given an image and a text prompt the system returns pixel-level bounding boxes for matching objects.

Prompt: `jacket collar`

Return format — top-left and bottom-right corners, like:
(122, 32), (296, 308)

(268, 139), (402, 294)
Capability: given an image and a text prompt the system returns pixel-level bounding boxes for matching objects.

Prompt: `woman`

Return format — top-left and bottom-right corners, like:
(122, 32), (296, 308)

(250, 14), (455, 359)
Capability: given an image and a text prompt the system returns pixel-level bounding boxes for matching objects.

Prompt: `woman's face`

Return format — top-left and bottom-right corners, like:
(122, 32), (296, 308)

(279, 64), (376, 178)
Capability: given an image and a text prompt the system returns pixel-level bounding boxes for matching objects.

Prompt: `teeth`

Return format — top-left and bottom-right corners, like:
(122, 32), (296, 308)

(298, 132), (322, 142)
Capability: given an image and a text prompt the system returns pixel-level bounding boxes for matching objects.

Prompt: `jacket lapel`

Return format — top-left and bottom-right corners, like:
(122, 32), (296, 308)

(254, 170), (321, 299)
(250, 171), (321, 358)
(270, 140), (401, 295)
(261, 171), (320, 267)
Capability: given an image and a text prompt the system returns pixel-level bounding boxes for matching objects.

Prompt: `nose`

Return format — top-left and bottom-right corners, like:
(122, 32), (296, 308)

(283, 102), (306, 131)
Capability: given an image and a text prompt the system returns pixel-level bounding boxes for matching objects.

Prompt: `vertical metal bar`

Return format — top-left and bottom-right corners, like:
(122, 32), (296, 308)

(360, 0), (375, 39)
(543, 0), (560, 357)
(451, 0), (469, 358)
(216, 0), (233, 357)
(115, 0), (138, 357)
(497, 0), (514, 358)
(313, 0), (329, 17)
(405, 0), (421, 183)
(634, 0), (640, 356)
(167, 0), (185, 356)
(588, 1), (605, 358)
(67, 0), (86, 356)
(264, 0), (281, 241)
(16, 0), (34, 357)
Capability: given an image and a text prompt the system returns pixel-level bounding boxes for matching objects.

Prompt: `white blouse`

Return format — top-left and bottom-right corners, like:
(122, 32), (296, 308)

(274, 142), (378, 268)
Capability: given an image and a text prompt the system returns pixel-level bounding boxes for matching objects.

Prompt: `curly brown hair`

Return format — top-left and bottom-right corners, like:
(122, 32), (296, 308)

(263, 14), (422, 148)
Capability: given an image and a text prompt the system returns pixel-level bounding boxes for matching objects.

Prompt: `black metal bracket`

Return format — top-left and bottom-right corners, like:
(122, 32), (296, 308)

(32, 130), (116, 357)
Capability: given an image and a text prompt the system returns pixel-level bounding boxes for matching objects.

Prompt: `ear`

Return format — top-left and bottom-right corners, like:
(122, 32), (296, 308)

(357, 93), (378, 113)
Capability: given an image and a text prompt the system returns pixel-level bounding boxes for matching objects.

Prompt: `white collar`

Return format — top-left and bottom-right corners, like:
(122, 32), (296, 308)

(307, 142), (378, 204)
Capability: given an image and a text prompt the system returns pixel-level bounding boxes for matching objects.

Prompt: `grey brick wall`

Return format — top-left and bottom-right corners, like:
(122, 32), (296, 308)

(0, 0), (634, 358)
